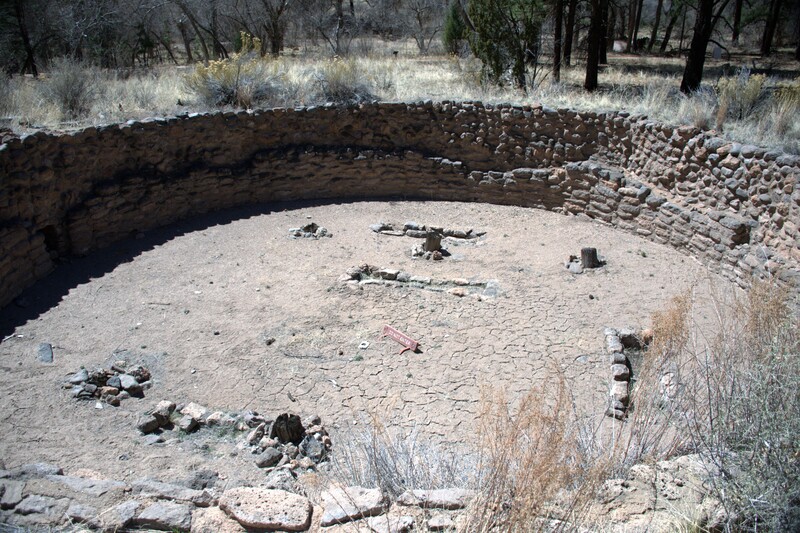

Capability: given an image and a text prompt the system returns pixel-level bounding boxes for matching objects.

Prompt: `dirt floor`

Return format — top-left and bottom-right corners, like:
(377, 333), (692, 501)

(0, 200), (734, 486)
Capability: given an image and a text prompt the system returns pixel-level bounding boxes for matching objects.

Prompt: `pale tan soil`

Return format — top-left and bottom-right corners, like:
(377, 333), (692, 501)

(0, 200), (731, 486)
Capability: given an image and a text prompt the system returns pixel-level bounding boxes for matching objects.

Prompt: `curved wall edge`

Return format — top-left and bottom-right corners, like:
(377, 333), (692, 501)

(1, 102), (798, 309)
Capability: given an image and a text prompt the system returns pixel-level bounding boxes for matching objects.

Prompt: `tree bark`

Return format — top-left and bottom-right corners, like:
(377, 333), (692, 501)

(13, 0), (37, 76)
(659, 5), (681, 53)
(585, 0), (606, 91)
(177, 19), (194, 64)
(600, 0), (609, 63)
(761, 0), (783, 56)
(731, 0), (743, 42)
(680, 0), (730, 93)
(626, 0), (636, 49)
(554, 0), (563, 82)
(631, 0), (644, 50)
(648, 0), (664, 51)
(564, 0), (577, 66)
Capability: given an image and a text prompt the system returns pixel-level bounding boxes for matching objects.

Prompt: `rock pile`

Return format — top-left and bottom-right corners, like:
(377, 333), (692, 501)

(370, 221), (485, 240)
(603, 327), (650, 420)
(340, 264), (501, 299)
(246, 413), (332, 472)
(288, 222), (331, 239)
(63, 364), (152, 406)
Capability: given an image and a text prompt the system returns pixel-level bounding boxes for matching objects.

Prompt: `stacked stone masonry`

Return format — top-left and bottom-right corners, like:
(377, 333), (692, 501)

(1, 102), (798, 308)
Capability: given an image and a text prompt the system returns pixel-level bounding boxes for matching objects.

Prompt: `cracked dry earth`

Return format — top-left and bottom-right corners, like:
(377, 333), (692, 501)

(0, 200), (732, 485)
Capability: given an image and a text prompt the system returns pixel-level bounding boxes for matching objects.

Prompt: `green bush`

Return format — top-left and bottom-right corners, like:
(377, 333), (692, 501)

(442, 1), (468, 56)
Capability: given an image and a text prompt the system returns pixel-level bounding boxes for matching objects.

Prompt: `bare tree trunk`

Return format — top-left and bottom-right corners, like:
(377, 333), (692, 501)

(554, 0), (563, 82)
(585, 0), (607, 91)
(177, 19), (194, 64)
(334, 0), (345, 55)
(680, 0), (731, 93)
(678, 7), (687, 51)
(659, 5), (681, 53)
(13, 0), (37, 76)
(732, 0), (743, 42)
(600, 0), (609, 63)
(626, 0), (636, 49)
(630, 0), (644, 50)
(564, 0), (577, 66)
(648, 0), (664, 51)
(761, 0), (784, 56)
(608, 4), (617, 46)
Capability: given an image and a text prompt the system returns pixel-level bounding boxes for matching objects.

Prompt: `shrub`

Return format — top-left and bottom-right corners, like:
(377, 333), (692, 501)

(716, 67), (767, 128)
(313, 58), (375, 105)
(464, 370), (610, 531)
(442, 1), (468, 56)
(42, 57), (98, 120)
(627, 282), (800, 530)
(326, 416), (476, 498)
(185, 33), (282, 108)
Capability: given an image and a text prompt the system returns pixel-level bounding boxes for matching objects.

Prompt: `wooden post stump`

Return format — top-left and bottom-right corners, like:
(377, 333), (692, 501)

(581, 247), (602, 268)
(424, 231), (442, 252)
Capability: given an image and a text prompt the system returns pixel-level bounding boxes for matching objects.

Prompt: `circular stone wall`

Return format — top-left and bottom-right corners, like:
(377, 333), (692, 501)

(0, 103), (798, 312)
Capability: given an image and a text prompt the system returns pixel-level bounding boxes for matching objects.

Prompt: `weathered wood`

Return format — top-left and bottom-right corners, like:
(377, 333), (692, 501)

(581, 247), (602, 268)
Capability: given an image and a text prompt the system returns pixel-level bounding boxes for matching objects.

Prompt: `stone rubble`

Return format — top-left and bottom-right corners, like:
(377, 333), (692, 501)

(370, 221), (486, 240)
(289, 222), (332, 239)
(63, 363), (152, 406)
(603, 327), (650, 420)
(340, 264), (500, 300)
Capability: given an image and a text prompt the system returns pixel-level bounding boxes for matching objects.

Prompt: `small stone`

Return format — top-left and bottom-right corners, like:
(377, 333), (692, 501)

(5, 463), (63, 479)
(14, 494), (67, 516)
(567, 261), (583, 274)
(611, 381), (629, 404)
(66, 502), (98, 525)
(320, 486), (385, 526)
(102, 500), (140, 530)
(397, 488), (475, 510)
(255, 448), (283, 468)
(219, 487), (312, 531)
(0, 480), (24, 509)
(427, 513), (454, 531)
(299, 435), (325, 462)
(68, 368), (89, 384)
(135, 501), (192, 531)
(132, 479), (213, 507)
(152, 400), (176, 425)
(611, 363), (630, 381)
(264, 469), (297, 492)
(611, 352), (628, 365)
(106, 375), (122, 389)
(283, 443), (299, 459)
(118, 374), (139, 390)
(367, 514), (414, 533)
(205, 411), (230, 426)
(137, 414), (161, 434)
(37, 343), (53, 363)
(191, 506), (247, 533)
(606, 335), (624, 354)
(181, 402), (208, 422)
(247, 422), (266, 445)
(178, 414), (199, 432)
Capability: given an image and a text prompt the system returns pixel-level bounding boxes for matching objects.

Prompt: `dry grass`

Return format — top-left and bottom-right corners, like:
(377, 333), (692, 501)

(463, 368), (611, 532)
(2, 42), (798, 152)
